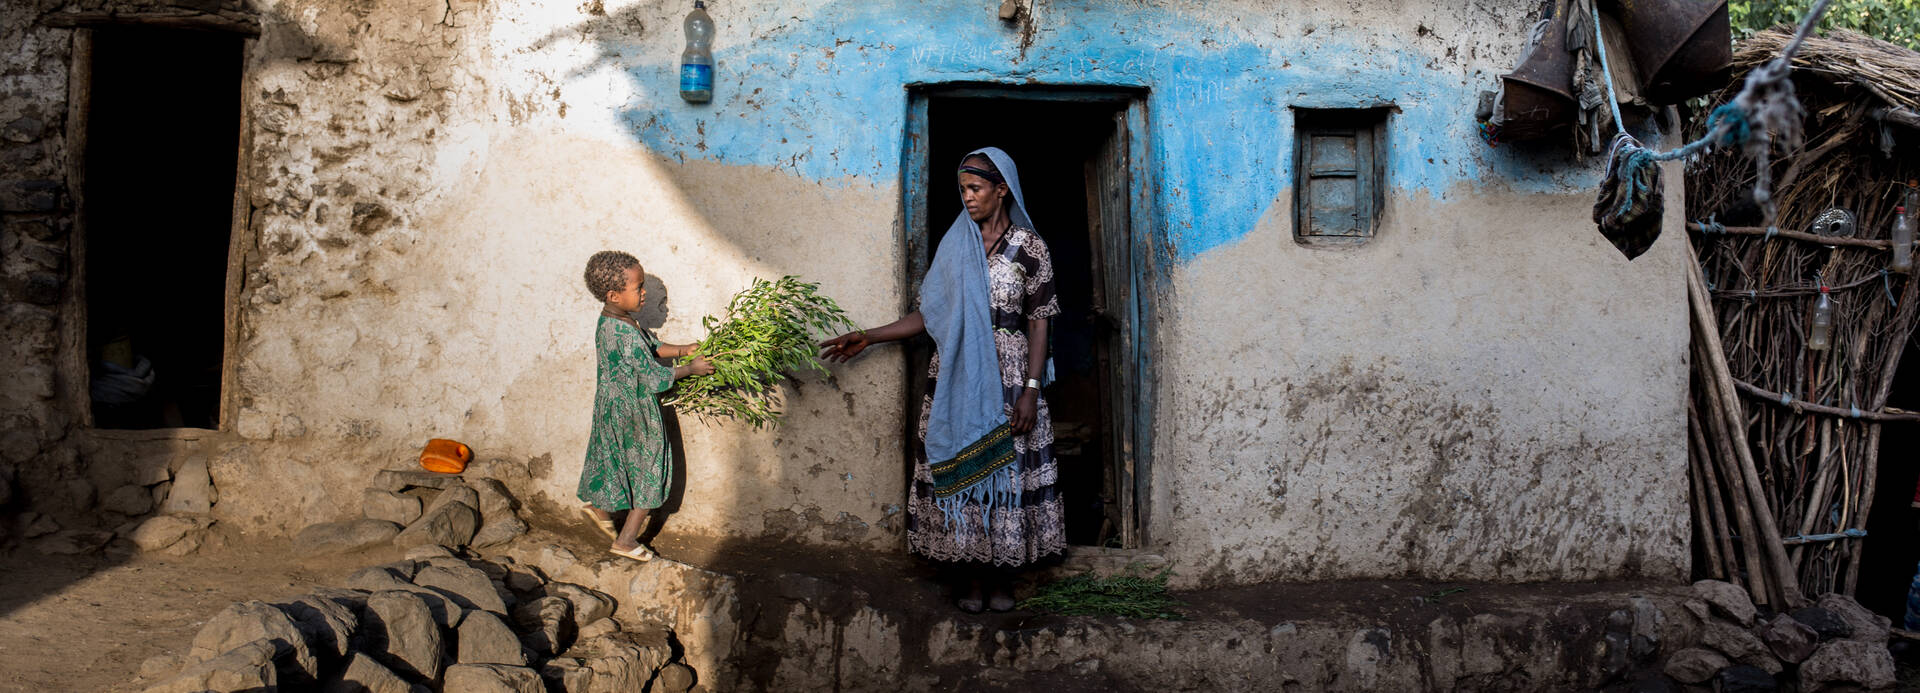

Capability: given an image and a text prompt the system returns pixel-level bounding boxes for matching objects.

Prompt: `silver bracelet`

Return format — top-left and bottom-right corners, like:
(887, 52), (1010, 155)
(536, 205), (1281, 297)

(1024, 378), (1041, 390)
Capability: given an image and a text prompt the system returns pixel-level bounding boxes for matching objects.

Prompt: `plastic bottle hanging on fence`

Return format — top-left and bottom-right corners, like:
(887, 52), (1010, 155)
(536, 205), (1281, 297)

(1810, 286), (1833, 352)
(680, 1), (714, 103)
(1893, 189), (1915, 274)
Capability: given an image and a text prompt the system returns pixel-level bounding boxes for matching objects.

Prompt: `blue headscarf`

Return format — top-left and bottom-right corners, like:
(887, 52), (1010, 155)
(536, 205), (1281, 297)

(920, 147), (1032, 463)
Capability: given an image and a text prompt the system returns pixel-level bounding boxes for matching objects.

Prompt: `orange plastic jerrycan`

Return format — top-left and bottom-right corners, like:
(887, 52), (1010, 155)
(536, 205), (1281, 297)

(420, 438), (472, 474)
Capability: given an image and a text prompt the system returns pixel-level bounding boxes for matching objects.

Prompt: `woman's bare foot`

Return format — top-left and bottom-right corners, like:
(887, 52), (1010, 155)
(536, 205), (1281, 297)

(955, 579), (985, 613)
(987, 585), (1016, 612)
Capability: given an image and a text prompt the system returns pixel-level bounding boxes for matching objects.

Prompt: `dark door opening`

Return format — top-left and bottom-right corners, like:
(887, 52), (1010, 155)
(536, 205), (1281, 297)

(1859, 338), (1919, 625)
(83, 26), (243, 430)
(909, 89), (1145, 549)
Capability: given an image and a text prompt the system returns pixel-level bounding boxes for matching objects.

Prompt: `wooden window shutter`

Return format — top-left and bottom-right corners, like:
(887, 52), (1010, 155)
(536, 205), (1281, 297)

(1293, 108), (1389, 244)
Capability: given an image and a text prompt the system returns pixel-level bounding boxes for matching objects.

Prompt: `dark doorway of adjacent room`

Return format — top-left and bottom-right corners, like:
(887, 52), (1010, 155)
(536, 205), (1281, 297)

(82, 26), (243, 430)
(909, 88), (1147, 549)
(1858, 339), (1919, 627)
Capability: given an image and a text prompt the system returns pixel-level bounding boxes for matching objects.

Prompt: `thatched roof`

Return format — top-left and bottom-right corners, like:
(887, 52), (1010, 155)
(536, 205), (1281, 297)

(1734, 27), (1920, 113)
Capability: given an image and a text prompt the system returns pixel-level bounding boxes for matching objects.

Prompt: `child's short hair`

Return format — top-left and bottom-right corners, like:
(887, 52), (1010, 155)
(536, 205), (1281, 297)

(584, 251), (641, 300)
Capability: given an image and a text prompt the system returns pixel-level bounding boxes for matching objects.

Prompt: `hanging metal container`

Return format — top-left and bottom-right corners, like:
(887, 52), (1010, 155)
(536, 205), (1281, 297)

(1611, 0), (1730, 104)
(1499, 0), (1578, 141)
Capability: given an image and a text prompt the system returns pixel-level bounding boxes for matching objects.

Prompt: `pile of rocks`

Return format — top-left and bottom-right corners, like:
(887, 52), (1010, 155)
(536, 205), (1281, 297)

(295, 470), (529, 554)
(12, 454), (218, 556)
(1662, 580), (1898, 691)
(141, 547), (696, 692)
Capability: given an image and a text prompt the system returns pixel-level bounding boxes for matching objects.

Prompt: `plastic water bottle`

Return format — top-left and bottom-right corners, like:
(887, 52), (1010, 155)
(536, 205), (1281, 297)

(679, 1), (714, 103)
(1893, 183), (1915, 273)
(1809, 285), (1833, 351)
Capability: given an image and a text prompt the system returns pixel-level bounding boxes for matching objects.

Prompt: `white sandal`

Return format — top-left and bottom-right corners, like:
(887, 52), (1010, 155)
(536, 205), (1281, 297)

(582, 507), (617, 540)
(609, 543), (654, 562)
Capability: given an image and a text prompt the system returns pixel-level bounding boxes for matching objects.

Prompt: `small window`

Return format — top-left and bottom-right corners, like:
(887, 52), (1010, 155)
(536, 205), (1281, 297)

(1293, 108), (1389, 244)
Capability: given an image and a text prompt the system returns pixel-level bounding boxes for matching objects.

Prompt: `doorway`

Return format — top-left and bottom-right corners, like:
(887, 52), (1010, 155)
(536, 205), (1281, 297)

(1859, 338), (1919, 624)
(903, 86), (1151, 548)
(81, 26), (244, 430)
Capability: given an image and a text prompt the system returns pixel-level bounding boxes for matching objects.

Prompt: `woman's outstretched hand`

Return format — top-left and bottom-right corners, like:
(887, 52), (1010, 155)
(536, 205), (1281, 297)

(819, 331), (871, 363)
(1011, 389), (1039, 435)
(688, 355), (715, 376)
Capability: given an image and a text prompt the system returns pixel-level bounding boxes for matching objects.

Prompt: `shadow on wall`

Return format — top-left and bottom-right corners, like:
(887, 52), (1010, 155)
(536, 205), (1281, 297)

(637, 273), (688, 542)
(635, 272), (672, 331)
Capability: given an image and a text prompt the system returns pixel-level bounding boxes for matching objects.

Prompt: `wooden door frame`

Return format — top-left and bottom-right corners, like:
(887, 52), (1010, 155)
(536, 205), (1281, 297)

(899, 83), (1159, 546)
(54, 19), (258, 439)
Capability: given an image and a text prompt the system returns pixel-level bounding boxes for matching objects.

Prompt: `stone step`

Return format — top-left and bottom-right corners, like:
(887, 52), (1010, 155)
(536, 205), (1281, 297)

(505, 541), (1696, 692)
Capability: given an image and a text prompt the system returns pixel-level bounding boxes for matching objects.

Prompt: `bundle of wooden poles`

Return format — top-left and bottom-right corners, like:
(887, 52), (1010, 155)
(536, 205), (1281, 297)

(1682, 29), (1920, 609)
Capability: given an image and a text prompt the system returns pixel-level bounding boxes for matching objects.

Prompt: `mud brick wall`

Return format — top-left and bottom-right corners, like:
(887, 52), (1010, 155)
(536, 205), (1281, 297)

(0, 0), (1690, 588)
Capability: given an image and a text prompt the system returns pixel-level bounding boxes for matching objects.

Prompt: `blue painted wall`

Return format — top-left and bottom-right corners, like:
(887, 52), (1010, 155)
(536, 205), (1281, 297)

(585, 1), (1598, 262)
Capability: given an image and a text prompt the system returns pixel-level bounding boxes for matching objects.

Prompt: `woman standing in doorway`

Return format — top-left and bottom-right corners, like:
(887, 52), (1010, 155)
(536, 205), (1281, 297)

(820, 147), (1065, 612)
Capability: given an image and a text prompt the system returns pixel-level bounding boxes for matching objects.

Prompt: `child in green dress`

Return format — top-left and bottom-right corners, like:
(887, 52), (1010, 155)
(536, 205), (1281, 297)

(579, 251), (713, 561)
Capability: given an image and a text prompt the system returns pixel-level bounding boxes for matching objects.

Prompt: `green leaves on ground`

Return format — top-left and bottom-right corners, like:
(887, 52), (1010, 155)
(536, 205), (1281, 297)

(666, 276), (857, 428)
(1018, 566), (1186, 620)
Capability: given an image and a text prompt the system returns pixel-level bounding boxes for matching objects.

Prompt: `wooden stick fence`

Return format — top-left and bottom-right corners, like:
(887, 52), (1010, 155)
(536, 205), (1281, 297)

(1684, 61), (1920, 599)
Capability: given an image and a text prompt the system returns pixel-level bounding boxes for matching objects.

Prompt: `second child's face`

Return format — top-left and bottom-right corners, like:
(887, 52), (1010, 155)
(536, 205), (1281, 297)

(607, 266), (646, 314)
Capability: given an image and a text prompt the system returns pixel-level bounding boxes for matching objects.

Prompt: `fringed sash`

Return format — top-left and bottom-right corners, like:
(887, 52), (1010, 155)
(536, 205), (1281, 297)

(930, 423), (1021, 536)
(930, 423), (1016, 498)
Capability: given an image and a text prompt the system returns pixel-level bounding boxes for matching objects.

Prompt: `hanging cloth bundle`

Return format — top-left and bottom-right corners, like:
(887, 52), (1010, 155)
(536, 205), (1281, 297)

(1588, 1), (1661, 259)
(1588, 0), (1831, 260)
(1594, 133), (1664, 259)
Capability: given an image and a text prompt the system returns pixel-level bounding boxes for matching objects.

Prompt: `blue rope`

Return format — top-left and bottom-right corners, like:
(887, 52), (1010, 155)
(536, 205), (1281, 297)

(1590, 0), (1832, 229)
(1885, 270), (1900, 307)
(1782, 528), (1868, 544)
(1781, 393), (1793, 405)
(1592, 1), (1754, 161)
(1592, 4), (1626, 132)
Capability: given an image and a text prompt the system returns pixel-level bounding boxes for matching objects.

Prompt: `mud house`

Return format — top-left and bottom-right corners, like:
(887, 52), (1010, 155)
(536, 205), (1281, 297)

(1, 0), (1689, 587)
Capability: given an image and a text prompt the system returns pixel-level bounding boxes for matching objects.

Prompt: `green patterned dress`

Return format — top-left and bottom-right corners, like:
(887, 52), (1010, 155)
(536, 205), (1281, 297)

(578, 315), (675, 511)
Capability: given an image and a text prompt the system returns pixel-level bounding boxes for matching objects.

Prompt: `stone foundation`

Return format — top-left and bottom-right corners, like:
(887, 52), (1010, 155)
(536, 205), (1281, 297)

(506, 539), (1734, 692)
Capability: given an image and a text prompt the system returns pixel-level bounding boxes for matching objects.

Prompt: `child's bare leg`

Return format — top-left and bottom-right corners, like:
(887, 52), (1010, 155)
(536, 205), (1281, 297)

(613, 509), (650, 550)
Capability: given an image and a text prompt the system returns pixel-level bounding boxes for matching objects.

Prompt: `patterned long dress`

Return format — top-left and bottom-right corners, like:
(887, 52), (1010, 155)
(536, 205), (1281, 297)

(578, 315), (674, 511)
(908, 226), (1067, 567)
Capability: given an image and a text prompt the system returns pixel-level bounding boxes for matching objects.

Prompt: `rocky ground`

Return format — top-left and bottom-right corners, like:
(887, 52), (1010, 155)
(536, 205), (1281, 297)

(3, 532), (1919, 691)
(3, 465), (1917, 692)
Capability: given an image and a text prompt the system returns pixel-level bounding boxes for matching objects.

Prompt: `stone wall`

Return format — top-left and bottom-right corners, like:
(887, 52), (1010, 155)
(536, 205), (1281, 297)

(1, 0), (1689, 587)
(2, 0), (82, 514)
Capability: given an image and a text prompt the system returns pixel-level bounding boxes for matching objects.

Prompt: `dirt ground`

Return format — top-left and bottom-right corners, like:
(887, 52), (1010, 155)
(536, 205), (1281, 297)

(0, 525), (889, 693)
(0, 532), (360, 692)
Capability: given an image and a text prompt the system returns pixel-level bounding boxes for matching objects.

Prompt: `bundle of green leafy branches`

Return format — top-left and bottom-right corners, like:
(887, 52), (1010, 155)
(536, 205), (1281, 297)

(1017, 566), (1185, 620)
(665, 276), (857, 428)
